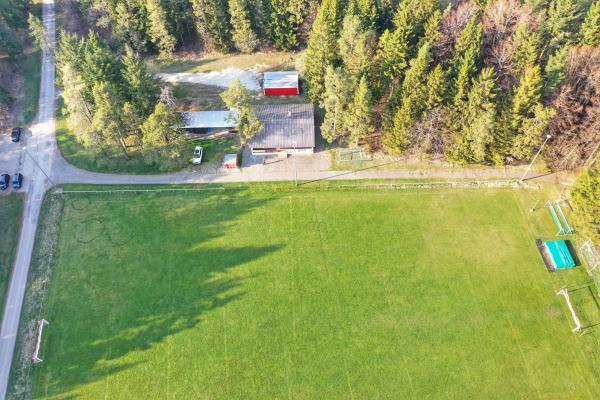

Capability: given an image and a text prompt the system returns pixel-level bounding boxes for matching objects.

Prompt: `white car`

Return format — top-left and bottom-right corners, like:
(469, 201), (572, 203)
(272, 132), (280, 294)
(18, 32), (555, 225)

(192, 146), (203, 165)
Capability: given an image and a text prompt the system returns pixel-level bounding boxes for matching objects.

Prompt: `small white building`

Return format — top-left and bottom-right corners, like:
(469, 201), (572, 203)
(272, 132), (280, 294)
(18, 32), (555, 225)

(180, 111), (238, 134)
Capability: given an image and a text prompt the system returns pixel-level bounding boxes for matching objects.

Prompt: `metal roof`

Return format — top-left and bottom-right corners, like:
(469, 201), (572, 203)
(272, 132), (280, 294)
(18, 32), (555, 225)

(263, 71), (299, 89)
(248, 104), (315, 149)
(180, 111), (238, 129)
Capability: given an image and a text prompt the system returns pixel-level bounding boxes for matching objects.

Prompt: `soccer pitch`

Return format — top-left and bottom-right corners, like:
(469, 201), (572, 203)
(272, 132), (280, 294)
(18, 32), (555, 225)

(13, 185), (600, 399)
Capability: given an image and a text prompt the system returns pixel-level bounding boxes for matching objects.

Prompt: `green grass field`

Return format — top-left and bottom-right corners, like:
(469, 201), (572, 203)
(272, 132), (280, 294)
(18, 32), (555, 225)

(0, 194), (23, 321)
(13, 185), (600, 399)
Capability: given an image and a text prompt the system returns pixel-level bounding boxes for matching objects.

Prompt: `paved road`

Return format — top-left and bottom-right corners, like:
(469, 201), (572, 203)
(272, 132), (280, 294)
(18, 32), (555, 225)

(0, 1), (548, 398)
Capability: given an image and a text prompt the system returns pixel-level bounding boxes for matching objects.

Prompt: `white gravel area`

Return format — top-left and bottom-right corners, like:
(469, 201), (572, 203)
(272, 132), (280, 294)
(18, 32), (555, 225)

(157, 68), (262, 92)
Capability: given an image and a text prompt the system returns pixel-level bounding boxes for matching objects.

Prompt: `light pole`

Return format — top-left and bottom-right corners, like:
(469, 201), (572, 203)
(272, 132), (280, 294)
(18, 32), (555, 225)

(292, 140), (298, 187)
(519, 134), (551, 183)
(22, 146), (55, 187)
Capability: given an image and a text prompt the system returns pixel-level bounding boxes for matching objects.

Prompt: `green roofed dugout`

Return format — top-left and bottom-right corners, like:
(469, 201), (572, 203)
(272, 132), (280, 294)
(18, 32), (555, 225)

(545, 240), (576, 269)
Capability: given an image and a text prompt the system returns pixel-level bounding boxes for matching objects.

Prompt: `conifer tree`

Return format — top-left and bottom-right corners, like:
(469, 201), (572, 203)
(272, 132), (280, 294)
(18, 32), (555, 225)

(146, 0), (177, 57)
(320, 66), (353, 143)
(425, 64), (446, 109)
(191, 0), (233, 52)
(571, 165), (600, 242)
(512, 104), (556, 158)
(122, 47), (160, 116)
(373, 18), (412, 95)
(511, 23), (540, 78)
(544, 46), (568, 95)
(229, 0), (259, 53)
(453, 51), (477, 112)
(304, 0), (343, 102)
(580, 0), (600, 46)
(338, 14), (373, 79)
(91, 81), (129, 157)
(348, 0), (377, 30)
(269, 0), (304, 50)
(511, 65), (543, 129)
(452, 67), (497, 163)
(546, 0), (582, 50)
(346, 75), (373, 146)
(141, 102), (188, 170)
(453, 17), (483, 66)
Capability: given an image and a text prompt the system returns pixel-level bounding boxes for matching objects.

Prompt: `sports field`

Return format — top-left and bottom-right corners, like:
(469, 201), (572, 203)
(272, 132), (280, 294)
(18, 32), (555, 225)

(13, 185), (600, 399)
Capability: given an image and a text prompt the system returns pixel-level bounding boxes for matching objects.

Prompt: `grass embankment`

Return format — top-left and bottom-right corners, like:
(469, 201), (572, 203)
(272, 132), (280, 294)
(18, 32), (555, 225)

(9, 184), (600, 399)
(0, 194), (23, 322)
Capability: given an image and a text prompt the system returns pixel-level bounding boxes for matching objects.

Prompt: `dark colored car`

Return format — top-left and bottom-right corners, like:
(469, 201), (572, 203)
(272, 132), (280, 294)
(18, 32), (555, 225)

(11, 127), (22, 142)
(0, 174), (9, 190)
(12, 173), (22, 189)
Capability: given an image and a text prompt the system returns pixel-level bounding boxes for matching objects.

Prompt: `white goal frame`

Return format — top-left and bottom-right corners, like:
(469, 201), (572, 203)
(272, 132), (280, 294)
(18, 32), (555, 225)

(556, 288), (582, 333)
(33, 319), (49, 363)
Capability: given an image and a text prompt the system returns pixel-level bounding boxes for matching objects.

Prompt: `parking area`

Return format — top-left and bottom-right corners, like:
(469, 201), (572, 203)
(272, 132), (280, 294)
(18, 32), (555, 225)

(0, 129), (26, 193)
(241, 147), (331, 173)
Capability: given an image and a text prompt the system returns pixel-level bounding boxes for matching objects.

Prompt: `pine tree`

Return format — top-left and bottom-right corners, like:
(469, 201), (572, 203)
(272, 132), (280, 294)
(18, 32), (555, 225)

(346, 75), (373, 145)
(544, 46), (568, 95)
(121, 47), (160, 116)
(453, 17), (483, 65)
(425, 64), (446, 109)
(320, 66), (353, 143)
(453, 51), (477, 112)
(511, 65), (543, 129)
(384, 43), (432, 152)
(422, 9), (442, 45)
(304, 0), (343, 102)
(141, 102), (188, 170)
(546, 0), (582, 50)
(229, 0), (259, 53)
(191, 0), (233, 52)
(513, 104), (556, 158)
(571, 165), (600, 242)
(338, 14), (373, 79)
(348, 0), (377, 30)
(373, 20), (412, 95)
(269, 0), (304, 51)
(457, 67), (497, 164)
(511, 23), (540, 78)
(27, 13), (48, 50)
(91, 81), (129, 157)
(580, 0), (600, 46)
(81, 31), (121, 94)
(146, 0), (177, 57)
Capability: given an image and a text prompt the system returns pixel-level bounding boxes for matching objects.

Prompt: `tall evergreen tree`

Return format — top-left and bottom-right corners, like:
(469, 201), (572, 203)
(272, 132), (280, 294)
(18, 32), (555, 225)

(191, 0), (233, 52)
(91, 81), (129, 157)
(571, 164), (600, 242)
(304, 0), (343, 102)
(511, 65), (543, 129)
(544, 46), (568, 95)
(425, 64), (446, 109)
(229, 0), (260, 53)
(320, 66), (353, 143)
(121, 47), (160, 116)
(385, 43), (432, 152)
(511, 23), (540, 78)
(338, 14), (373, 79)
(269, 0), (305, 51)
(580, 0), (600, 46)
(141, 102), (187, 170)
(546, 0), (582, 50)
(146, 0), (177, 57)
(453, 51), (477, 112)
(348, 0), (377, 30)
(346, 75), (373, 145)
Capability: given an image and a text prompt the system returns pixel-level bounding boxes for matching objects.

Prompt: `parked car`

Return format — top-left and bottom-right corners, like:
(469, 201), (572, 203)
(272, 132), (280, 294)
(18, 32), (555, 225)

(192, 146), (203, 165)
(11, 127), (22, 142)
(12, 173), (22, 189)
(0, 174), (9, 190)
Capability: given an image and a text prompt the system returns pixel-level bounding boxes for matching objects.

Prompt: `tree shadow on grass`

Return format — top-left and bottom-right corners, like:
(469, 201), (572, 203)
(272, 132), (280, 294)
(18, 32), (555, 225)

(37, 190), (283, 398)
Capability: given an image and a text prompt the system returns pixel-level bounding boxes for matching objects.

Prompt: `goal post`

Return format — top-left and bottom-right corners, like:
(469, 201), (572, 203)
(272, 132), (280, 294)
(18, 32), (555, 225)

(556, 288), (582, 333)
(33, 319), (49, 364)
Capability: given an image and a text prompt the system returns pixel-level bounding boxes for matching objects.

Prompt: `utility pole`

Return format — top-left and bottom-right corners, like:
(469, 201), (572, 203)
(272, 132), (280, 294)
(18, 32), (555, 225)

(519, 135), (551, 183)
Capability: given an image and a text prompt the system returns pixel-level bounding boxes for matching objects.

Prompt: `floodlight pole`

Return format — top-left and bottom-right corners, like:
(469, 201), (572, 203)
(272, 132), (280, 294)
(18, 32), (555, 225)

(292, 140), (298, 187)
(519, 135), (551, 183)
(23, 146), (55, 187)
